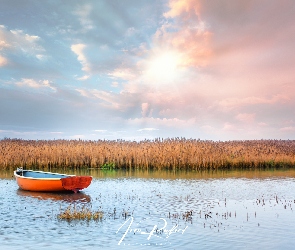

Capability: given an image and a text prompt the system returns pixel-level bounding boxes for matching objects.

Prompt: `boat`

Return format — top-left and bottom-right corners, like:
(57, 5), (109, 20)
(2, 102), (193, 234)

(14, 169), (92, 193)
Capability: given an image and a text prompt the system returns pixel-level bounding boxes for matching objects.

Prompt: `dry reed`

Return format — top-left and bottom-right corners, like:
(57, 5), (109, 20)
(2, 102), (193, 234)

(0, 138), (295, 170)
(57, 204), (103, 221)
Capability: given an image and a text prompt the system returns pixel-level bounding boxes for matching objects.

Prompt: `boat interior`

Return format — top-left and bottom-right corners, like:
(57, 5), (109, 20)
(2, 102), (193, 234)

(16, 170), (69, 179)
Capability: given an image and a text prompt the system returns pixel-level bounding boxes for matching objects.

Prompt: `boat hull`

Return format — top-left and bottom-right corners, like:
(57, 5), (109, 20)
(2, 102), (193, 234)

(14, 170), (92, 192)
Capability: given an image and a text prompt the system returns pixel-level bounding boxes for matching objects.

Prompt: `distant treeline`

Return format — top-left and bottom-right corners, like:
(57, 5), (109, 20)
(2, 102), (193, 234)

(0, 138), (295, 170)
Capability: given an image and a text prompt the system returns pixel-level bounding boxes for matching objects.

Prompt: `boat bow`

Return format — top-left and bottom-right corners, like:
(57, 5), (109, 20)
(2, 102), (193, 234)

(61, 176), (92, 193)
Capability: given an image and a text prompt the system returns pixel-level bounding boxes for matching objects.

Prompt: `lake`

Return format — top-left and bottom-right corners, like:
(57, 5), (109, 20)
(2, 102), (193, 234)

(1, 168), (295, 249)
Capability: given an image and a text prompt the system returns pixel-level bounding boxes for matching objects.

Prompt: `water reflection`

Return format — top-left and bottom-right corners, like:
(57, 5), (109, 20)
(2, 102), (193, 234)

(0, 170), (14, 179)
(63, 167), (295, 179)
(16, 189), (91, 203)
(2, 167), (295, 180)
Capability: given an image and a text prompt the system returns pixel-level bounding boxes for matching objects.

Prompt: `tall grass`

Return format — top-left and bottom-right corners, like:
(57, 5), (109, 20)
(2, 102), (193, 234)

(0, 138), (294, 170)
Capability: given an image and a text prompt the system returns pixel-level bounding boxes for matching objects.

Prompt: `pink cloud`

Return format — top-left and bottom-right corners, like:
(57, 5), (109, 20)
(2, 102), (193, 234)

(164, 0), (201, 19)
(280, 127), (295, 132)
(218, 95), (291, 110)
(128, 117), (197, 128)
(141, 102), (153, 118)
(222, 122), (237, 132)
(0, 55), (8, 66)
(144, 0), (213, 70)
(235, 113), (256, 123)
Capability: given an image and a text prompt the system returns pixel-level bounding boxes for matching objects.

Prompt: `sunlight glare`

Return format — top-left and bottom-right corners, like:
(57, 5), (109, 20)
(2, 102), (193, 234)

(146, 52), (181, 83)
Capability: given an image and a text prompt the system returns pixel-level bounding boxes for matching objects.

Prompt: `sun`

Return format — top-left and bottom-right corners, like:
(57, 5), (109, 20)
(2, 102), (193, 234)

(145, 51), (182, 83)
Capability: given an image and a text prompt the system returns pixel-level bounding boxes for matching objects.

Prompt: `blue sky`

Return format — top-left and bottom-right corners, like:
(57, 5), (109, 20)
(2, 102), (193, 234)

(1, 0), (295, 140)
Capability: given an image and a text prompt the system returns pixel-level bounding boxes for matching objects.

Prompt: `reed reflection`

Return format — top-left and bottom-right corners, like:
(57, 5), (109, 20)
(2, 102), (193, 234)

(16, 189), (91, 203)
(65, 168), (295, 180)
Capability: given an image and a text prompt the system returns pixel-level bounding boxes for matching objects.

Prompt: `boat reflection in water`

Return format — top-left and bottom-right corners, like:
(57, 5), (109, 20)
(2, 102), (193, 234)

(16, 189), (91, 203)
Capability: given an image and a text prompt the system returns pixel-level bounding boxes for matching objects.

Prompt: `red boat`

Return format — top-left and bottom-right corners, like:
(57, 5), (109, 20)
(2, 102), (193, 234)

(14, 169), (92, 193)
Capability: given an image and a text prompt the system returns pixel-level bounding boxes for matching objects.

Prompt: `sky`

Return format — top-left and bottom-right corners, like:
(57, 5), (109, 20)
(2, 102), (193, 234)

(0, 0), (295, 141)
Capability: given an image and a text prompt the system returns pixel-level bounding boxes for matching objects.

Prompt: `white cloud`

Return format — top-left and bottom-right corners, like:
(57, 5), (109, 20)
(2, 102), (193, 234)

(0, 39), (11, 49)
(75, 88), (90, 97)
(0, 129), (10, 133)
(70, 134), (85, 139)
(77, 75), (90, 81)
(108, 68), (136, 81)
(36, 54), (48, 61)
(75, 88), (122, 110)
(73, 4), (94, 30)
(111, 81), (119, 87)
(128, 117), (197, 128)
(16, 78), (56, 91)
(0, 25), (46, 59)
(137, 128), (159, 132)
(71, 43), (91, 73)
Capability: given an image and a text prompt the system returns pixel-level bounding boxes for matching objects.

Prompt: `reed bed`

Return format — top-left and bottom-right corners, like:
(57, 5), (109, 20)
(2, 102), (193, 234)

(57, 204), (103, 221)
(0, 138), (295, 170)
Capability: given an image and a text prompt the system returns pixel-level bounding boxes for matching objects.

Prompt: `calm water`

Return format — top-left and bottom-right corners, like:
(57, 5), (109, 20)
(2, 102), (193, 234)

(1, 168), (295, 249)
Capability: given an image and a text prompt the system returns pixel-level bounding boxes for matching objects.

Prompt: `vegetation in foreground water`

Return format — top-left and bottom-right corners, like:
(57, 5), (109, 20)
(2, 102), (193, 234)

(0, 138), (295, 170)
(57, 204), (103, 221)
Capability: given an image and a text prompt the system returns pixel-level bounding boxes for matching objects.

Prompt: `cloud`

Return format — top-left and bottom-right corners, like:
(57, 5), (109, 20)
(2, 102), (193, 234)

(75, 88), (122, 110)
(0, 25), (45, 58)
(0, 55), (8, 66)
(218, 95), (291, 110)
(70, 134), (85, 139)
(73, 4), (94, 31)
(16, 78), (56, 91)
(280, 127), (295, 132)
(71, 43), (91, 73)
(137, 128), (159, 132)
(141, 102), (152, 118)
(235, 113), (256, 123)
(222, 122), (238, 132)
(108, 68), (136, 81)
(75, 88), (89, 98)
(128, 117), (197, 128)
(155, 0), (212, 68)
(77, 75), (90, 81)
(0, 129), (10, 133)
(111, 81), (119, 87)
(0, 37), (11, 49)
(94, 130), (107, 133)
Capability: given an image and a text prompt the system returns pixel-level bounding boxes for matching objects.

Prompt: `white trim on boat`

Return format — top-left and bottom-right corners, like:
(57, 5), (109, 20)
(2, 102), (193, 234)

(14, 170), (75, 180)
